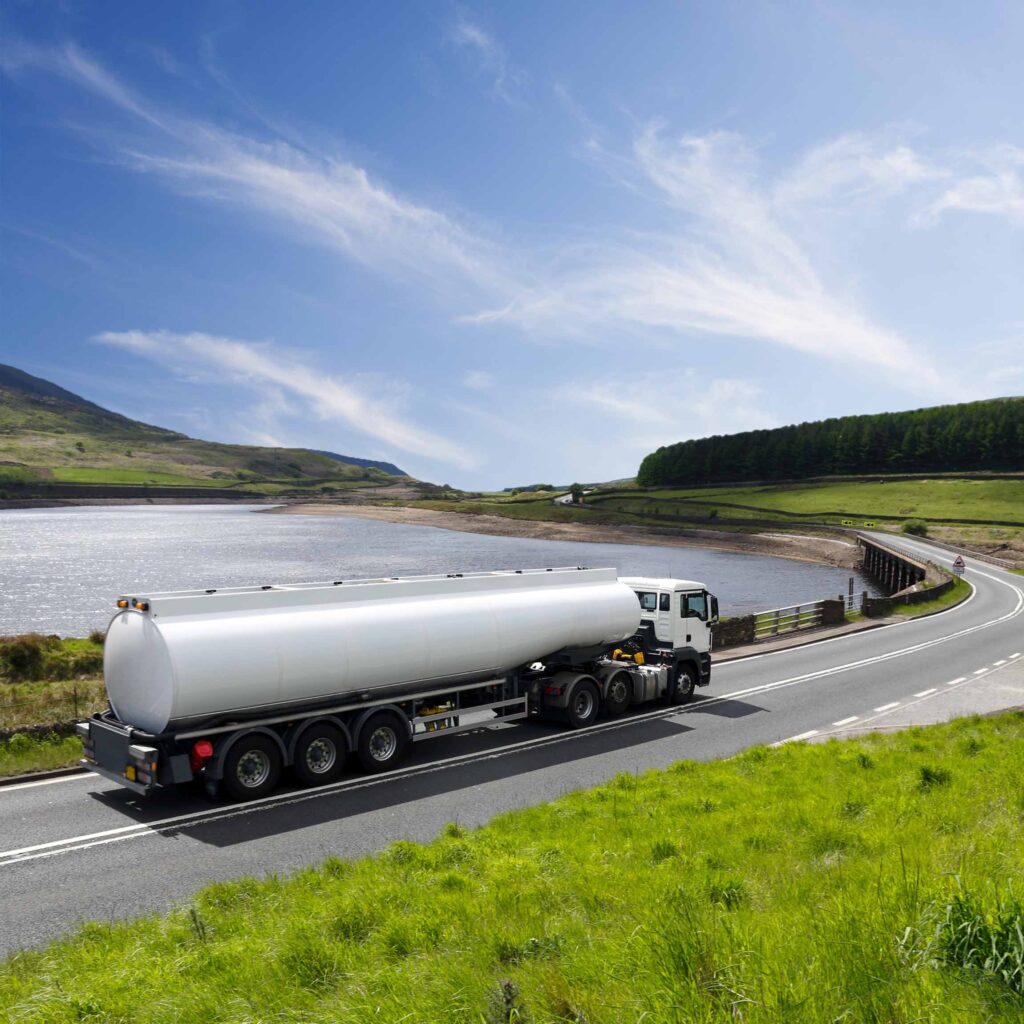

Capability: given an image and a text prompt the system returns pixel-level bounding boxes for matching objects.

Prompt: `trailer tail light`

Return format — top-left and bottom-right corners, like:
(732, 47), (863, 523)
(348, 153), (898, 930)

(543, 685), (563, 696)
(190, 740), (214, 774)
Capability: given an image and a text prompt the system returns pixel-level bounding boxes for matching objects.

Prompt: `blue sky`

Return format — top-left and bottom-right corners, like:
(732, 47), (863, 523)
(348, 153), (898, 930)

(2, 1), (1022, 488)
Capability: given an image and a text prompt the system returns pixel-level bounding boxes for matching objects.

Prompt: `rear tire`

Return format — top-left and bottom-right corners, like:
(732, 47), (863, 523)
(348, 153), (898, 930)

(222, 734), (282, 802)
(357, 712), (409, 773)
(566, 679), (600, 729)
(602, 672), (631, 717)
(293, 723), (346, 787)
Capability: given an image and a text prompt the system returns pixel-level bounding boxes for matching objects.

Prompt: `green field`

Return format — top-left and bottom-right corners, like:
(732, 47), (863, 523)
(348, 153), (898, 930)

(3, 713), (1023, 1022)
(590, 478), (1024, 525)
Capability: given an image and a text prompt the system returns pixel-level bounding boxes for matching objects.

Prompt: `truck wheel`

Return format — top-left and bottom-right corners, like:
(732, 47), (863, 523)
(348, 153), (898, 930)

(566, 679), (600, 729)
(293, 723), (346, 787)
(357, 712), (409, 773)
(222, 734), (282, 801)
(672, 666), (696, 705)
(602, 672), (631, 717)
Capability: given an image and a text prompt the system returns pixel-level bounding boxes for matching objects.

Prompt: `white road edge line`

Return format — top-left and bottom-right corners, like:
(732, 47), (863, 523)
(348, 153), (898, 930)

(833, 716), (859, 727)
(3, 558), (1020, 867)
(0, 774), (90, 792)
(772, 730), (819, 747)
(913, 689), (937, 698)
(874, 702), (900, 712)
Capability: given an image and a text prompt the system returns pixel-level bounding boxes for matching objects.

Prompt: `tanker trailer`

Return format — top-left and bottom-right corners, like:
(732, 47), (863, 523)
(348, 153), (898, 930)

(77, 566), (717, 800)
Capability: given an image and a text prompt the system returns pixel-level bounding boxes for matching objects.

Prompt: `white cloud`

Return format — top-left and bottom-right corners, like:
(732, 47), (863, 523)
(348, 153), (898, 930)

(94, 330), (477, 469)
(449, 19), (528, 107)
(462, 369), (493, 390)
(922, 145), (1024, 226)
(558, 372), (775, 437)
(3, 39), (508, 299)
(775, 133), (939, 208)
(473, 128), (944, 390)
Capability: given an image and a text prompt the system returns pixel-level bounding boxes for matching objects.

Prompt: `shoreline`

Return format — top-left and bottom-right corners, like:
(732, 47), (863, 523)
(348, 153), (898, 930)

(266, 503), (861, 569)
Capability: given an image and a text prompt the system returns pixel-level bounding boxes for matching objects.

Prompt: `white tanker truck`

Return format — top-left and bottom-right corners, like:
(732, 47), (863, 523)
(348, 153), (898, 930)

(78, 566), (718, 801)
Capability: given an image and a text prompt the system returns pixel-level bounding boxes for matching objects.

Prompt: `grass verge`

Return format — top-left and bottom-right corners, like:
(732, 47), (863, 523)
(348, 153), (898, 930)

(3, 713), (1023, 1022)
(890, 575), (971, 616)
(0, 732), (82, 777)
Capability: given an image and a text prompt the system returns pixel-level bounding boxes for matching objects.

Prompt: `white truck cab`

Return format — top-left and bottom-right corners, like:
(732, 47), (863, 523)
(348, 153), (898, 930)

(619, 576), (719, 652)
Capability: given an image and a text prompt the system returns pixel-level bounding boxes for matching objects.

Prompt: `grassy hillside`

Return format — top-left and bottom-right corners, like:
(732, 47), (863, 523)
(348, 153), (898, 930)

(3, 713), (1022, 1022)
(0, 364), (406, 493)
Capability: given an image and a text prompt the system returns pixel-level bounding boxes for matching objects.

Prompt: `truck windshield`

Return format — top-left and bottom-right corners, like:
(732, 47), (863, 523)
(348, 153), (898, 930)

(635, 591), (658, 612)
(682, 592), (708, 621)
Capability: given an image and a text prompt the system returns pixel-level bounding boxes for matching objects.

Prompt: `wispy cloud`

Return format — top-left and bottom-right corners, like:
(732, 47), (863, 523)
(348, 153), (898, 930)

(94, 330), (477, 468)
(471, 127), (945, 390)
(558, 372), (776, 436)
(3, 38), (509, 298)
(449, 18), (528, 107)
(922, 145), (1024, 226)
(461, 369), (493, 390)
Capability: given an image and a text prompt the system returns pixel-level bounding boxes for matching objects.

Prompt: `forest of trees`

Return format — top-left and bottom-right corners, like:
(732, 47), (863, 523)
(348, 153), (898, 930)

(636, 398), (1024, 487)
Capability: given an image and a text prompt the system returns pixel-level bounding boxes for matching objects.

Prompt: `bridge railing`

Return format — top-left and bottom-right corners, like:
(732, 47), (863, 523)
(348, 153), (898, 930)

(753, 601), (827, 639)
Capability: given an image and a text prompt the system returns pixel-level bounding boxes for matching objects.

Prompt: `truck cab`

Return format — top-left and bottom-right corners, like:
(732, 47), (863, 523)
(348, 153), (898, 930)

(619, 576), (719, 688)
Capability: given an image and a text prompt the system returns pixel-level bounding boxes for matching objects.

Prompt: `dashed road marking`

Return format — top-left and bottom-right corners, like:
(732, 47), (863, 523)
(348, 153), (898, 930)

(973, 668), (988, 675)
(874, 702), (900, 712)
(947, 677), (967, 685)
(1011, 652), (1021, 659)
(833, 716), (859, 727)
(993, 659), (1006, 666)
(914, 688), (937, 697)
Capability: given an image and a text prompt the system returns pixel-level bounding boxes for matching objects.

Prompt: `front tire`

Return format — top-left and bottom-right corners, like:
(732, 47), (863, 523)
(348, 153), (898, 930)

(293, 723), (346, 787)
(566, 679), (600, 729)
(671, 665), (696, 705)
(222, 734), (282, 801)
(357, 712), (409, 773)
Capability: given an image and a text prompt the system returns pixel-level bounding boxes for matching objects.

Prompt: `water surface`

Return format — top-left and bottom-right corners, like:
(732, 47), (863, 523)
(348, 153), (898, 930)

(0, 505), (879, 635)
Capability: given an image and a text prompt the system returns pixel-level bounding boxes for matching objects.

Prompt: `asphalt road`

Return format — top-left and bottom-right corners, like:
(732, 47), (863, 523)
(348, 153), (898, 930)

(1, 534), (1021, 954)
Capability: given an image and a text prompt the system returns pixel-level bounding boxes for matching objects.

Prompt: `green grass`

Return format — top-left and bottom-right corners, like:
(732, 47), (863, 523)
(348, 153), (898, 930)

(0, 677), (107, 734)
(0, 732), (82, 776)
(592, 478), (1024, 525)
(4, 713), (1023, 1022)
(0, 634), (104, 683)
(890, 575), (971, 616)
(49, 466), (218, 485)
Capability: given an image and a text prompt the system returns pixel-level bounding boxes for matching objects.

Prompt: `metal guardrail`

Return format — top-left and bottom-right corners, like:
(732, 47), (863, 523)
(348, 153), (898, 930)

(896, 535), (1017, 570)
(753, 601), (826, 639)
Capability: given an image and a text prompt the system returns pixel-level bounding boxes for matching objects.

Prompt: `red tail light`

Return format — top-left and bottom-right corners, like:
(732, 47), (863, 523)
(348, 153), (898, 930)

(190, 740), (214, 773)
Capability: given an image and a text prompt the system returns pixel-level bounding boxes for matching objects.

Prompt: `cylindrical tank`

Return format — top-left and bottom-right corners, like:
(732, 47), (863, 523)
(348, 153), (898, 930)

(103, 567), (641, 734)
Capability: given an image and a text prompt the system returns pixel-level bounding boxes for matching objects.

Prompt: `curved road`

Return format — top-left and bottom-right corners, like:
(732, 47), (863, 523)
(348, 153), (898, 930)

(1, 534), (1021, 954)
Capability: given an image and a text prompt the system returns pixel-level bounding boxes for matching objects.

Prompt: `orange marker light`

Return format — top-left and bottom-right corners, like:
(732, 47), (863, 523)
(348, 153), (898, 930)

(117, 599), (129, 609)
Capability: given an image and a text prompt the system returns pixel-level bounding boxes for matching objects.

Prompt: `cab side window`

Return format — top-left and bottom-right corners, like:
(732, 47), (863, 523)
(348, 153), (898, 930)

(635, 591), (658, 612)
(682, 591), (708, 621)
(659, 593), (671, 612)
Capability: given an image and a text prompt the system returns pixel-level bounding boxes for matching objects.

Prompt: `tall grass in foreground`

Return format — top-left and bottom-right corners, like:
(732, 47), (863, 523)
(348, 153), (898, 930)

(3, 713), (1023, 1023)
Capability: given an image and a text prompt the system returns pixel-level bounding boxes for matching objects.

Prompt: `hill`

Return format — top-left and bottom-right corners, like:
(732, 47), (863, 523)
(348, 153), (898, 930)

(310, 450), (406, 477)
(0, 364), (409, 494)
(637, 397), (1024, 487)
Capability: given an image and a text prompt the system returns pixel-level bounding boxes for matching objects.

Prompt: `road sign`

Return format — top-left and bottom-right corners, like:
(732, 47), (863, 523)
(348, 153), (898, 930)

(863, 521), (877, 527)
(952, 555), (966, 576)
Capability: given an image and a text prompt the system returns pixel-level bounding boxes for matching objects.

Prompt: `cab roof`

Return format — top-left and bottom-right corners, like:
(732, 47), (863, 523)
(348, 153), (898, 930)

(619, 576), (706, 592)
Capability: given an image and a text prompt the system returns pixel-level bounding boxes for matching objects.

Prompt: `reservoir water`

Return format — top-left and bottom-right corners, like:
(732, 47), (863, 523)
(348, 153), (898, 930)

(0, 505), (880, 636)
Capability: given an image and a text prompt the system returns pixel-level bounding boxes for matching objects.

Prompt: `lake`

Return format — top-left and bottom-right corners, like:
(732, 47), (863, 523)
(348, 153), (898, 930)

(0, 505), (880, 636)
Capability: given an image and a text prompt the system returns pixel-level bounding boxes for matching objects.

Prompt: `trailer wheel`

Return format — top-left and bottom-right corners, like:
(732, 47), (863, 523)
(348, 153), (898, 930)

(293, 723), (346, 787)
(222, 734), (282, 801)
(357, 712), (409, 773)
(602, 672), (631, 717)
(566, 679), (600, 729)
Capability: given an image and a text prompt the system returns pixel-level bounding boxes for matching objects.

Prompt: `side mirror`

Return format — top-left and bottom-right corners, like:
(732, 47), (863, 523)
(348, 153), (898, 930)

(708, 594), (719, 624)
